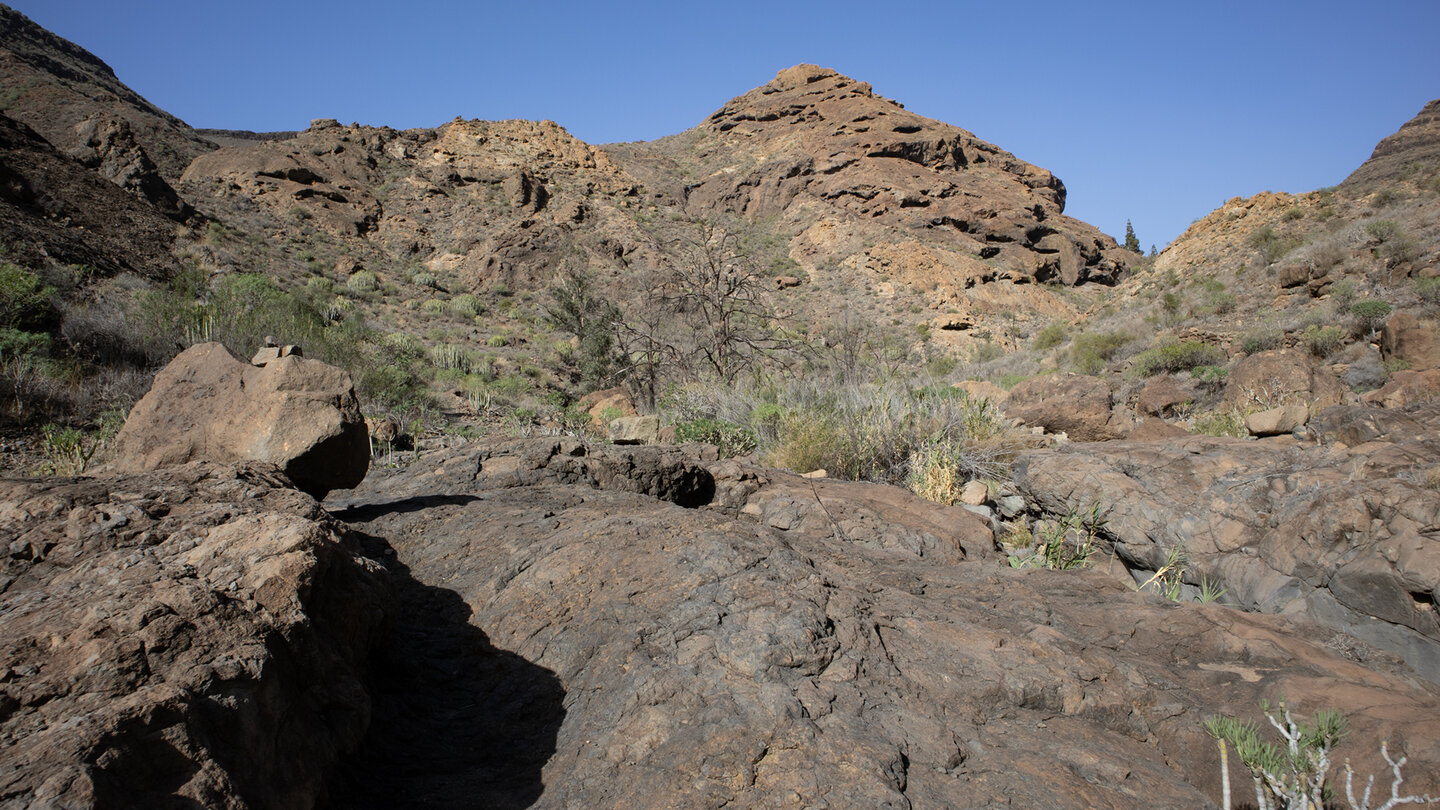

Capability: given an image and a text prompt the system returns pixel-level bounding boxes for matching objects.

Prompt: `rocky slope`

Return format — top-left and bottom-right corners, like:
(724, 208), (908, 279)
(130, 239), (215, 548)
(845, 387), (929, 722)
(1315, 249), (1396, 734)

(0, 3), (215, 182)
(0, 110), (176, 277)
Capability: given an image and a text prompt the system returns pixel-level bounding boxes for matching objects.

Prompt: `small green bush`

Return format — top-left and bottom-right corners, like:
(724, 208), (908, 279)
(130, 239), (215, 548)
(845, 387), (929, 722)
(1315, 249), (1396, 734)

(1299, 324), (1346, 357)
(449, 293), (481, 318)
(1190, 408), (1246, 437)
(1417, 276), (1440, 304)
(1249, 226), (1301, 265)
(346, 270), (378, 293)
(1239, 326), (1283, 355)
(1069, 331), (1131, 375)
(1131, 338), (1225, 377)
(1349, 299), (1393, 336)
(411, 272), (437, 288)
(420, 298), (446, 315)
(1032, 322), (1068, 351)
(675, 418), (759, 457)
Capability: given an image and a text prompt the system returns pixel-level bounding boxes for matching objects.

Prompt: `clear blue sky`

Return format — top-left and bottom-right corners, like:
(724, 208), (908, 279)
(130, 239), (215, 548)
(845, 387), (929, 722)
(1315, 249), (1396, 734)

(9, 0), (1439, 249)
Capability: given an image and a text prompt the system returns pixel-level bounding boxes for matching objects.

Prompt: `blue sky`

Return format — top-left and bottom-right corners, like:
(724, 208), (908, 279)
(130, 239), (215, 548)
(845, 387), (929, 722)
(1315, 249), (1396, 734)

(9, 0), (1439, 249)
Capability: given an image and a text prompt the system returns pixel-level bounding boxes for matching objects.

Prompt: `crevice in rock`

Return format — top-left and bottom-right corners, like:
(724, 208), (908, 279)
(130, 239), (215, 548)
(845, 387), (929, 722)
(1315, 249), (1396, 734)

(319, 529), (566, 810)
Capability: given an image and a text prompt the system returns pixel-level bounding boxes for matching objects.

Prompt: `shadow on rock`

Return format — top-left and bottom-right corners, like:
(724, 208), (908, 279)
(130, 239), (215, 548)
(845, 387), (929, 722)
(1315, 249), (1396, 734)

(321, 529), (565, 810)
(329, 494), (483, 523)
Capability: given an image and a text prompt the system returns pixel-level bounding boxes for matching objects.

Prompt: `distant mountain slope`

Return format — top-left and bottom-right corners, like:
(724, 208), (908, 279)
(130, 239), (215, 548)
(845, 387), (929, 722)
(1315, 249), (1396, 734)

(0, 3), (215, 181)
(1342, 98), (1440, 192)
(0, 110), (175, 277)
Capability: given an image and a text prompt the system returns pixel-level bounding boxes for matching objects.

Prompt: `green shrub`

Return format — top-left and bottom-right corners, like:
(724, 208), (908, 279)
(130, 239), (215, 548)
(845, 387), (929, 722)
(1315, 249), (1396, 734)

(1009, 504), (1106, 570)
(1417, 276), (1440, 304)
(411, 272), (437, 288)
(346, 270), (378, 293)
(0, 263), (55, 330)
(926, 354), (958, 377)
(1239, 326), (1283, 355)
(1069, 331), (1132, 374)
(1032, 322), (1068, 351)
(1349, 299), (1393, 336)
(1365, 219), (1420, 266)
(1299, 324), (1346, 357)
(1190, 409), (1246, 437)
(449, 293), (481, 318)
(675, 418), (758, 457)
(1248, 225), (1300, 265)
(420, 298), (445, 315)
(1131, 338), (1225, 377)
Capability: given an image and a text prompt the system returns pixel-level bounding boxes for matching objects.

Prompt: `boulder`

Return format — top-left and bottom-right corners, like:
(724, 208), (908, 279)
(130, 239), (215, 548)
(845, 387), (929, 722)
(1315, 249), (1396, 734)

(1363, 368), (1440, 408)
(1381, 312), (1440, 371)
(112, 342), (369, 499)
(1275, 264), (1310, 289)
(577, 386), (637, 431)
(951, 379), (1009, 407)
(774, 275), (802, 288)
(959, 479), (988, 505)
(1004, 373), (1117, 441)
(1224, 348), (1348, 410)
(1136, 375), (1196, 417)
(1126, 415), (1190, 440)
(609, 415), (660, 445)
(1244, 403), (1310, 436)
(1014, 417), (1440, 681)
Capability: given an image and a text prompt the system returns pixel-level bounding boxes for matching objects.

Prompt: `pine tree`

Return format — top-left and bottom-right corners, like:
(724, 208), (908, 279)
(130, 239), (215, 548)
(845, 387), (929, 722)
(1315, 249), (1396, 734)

(1124, 220), (1142, 254)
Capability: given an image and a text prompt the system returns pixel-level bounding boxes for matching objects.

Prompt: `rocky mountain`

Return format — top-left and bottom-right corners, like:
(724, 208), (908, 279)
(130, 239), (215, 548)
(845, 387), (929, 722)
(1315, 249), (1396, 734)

(0, 110), (175, 277)
(1342, 99), (1440, 192)
(2, 11), (1440, 809)
(0, 3), (215, 182)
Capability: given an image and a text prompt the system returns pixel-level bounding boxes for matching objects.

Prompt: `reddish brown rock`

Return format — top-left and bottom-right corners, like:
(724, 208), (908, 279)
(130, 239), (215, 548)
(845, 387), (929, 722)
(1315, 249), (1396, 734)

(1005, 373), (1117, 441)
(1363, 368), (1440, 408)
(112, 342), (369, 499)
(1126, 415), (1190, 440)
(0, 463), (390, 810)
(1136, 376), (1197, 417)
(318, 438), (1440, 808)
(1224, 348), (1348, 410)
(1382, 312), (1440, 371)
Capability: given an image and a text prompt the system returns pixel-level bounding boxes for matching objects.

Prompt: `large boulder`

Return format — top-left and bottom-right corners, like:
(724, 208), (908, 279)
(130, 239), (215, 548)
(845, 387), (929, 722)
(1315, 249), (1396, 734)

(1223, 348), (1348, 410)
(113, 342), (369, 499)
(1014, 406), (1440, 682)
(1004, 373), (1118, 440)
(1381, 312), (1440, 371)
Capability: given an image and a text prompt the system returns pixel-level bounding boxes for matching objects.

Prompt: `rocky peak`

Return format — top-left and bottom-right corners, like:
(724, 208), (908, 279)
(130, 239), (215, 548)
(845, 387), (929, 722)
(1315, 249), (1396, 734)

(1342, 98), (1440, 191)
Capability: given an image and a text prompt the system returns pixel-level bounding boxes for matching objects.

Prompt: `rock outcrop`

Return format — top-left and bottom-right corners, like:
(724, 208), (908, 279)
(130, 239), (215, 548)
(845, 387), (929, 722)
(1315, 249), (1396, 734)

(0, 462), (391, 809)
(112, 343), (369, 499)
(0, 111), (177, 278)
(319, 438), (1440, 808)
(1015, 402), (1440, 681)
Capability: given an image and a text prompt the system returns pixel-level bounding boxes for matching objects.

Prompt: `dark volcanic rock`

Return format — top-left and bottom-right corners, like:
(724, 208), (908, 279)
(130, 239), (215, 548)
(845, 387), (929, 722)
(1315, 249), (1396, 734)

(0, 462), (391, 809)
(1014, 407), (1440, 681)
(112, 342), (369, 499)
(0, 111), (176, 277)
(320, 438), (1440, 808)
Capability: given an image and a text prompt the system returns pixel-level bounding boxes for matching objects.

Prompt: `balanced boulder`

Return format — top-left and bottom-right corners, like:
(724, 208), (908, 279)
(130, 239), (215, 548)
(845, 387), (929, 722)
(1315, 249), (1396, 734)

(113, 342), (369, 498)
